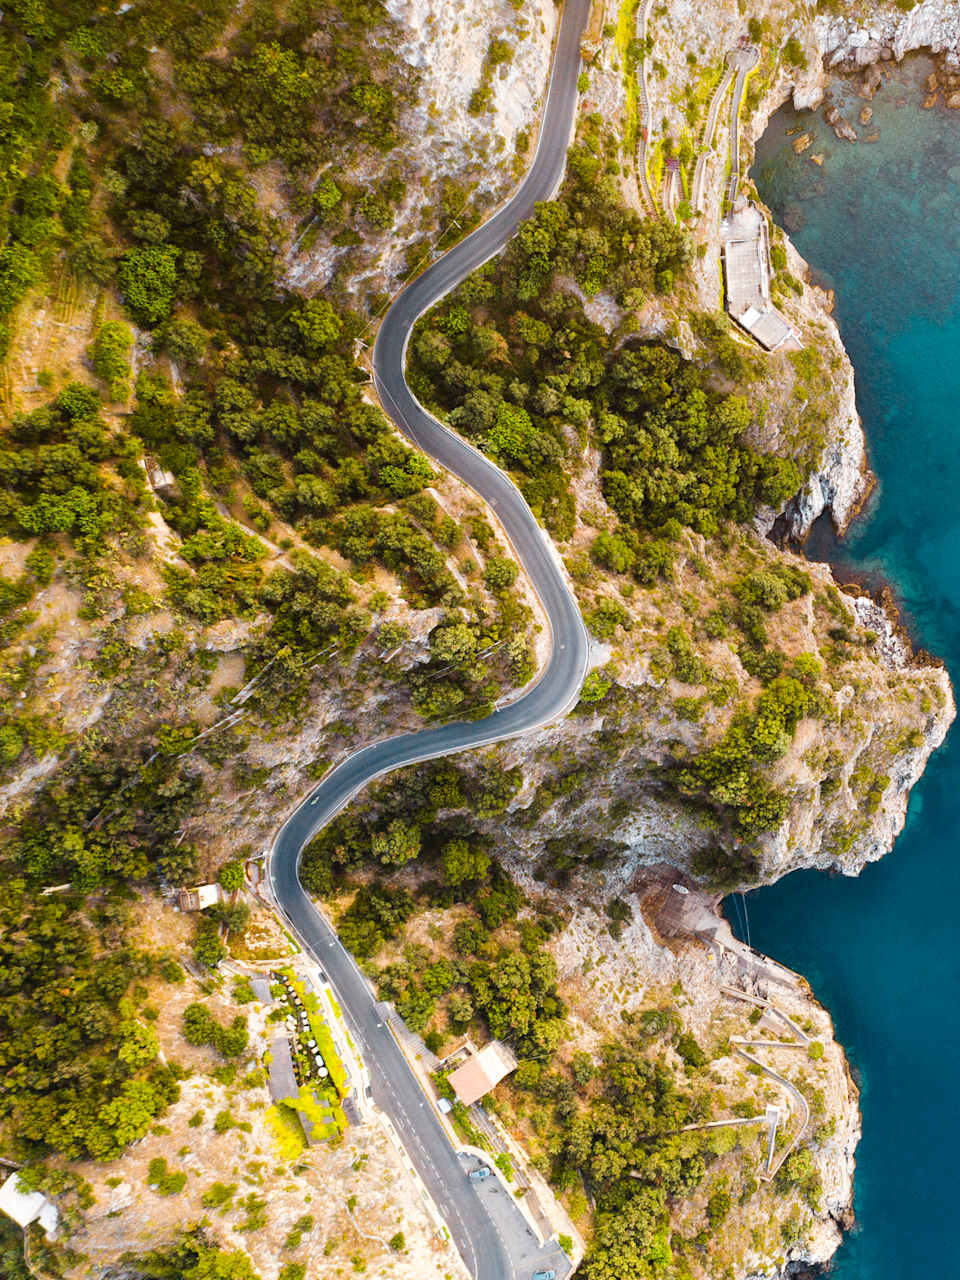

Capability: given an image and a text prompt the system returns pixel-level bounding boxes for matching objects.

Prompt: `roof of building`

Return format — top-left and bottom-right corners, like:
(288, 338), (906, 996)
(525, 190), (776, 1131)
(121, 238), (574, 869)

(447, 1041), (519, 1106)
(177, 883), (223, 911)
(37, 1203), (58, 1236)
(737, 305), (796, 351)
(267, 1035), (299, 1103)
(0, 1172), (58, 1235)
(724, 237), (767, 314)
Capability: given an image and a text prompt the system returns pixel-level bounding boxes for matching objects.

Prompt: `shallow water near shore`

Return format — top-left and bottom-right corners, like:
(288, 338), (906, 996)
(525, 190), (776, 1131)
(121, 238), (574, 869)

(724, 56), (960, 1276)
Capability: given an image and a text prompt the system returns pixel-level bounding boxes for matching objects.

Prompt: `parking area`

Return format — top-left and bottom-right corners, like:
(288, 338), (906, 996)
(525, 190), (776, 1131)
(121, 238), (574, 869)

(457, 1153), (573, 1280)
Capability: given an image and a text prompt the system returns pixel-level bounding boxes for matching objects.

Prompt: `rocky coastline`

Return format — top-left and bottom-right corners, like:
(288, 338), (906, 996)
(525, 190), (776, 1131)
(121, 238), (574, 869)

(485, 5), (959, 1275)
(266, 7), (960, 1274)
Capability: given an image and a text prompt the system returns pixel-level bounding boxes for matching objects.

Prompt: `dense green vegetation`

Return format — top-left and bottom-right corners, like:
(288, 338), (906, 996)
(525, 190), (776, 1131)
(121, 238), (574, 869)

(0, 0), (494, 664)
(126, 1231), (260, 1280)
(0, 1217), (30, 1280)
(0, 0), (538, 1181)
(183, 1003), (250, 1059)
(299, 758), (807, 1277)
(671, 565), (822, 858)
(0, 884), (182, 1159)
(410, 117), (805, 548)
(0, 379), (139, 534)
(0, 732), (206, 1157)
(23, 0), (505, 721)
(678, 667), (817, 838)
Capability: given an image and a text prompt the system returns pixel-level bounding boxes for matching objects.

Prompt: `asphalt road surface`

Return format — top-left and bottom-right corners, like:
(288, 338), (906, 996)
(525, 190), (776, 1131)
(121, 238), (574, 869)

(270, 1), (592, 1275)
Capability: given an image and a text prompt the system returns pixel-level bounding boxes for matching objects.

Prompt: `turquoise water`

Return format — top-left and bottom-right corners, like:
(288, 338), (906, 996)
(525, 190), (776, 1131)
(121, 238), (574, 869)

(726, 59), (960, 1276)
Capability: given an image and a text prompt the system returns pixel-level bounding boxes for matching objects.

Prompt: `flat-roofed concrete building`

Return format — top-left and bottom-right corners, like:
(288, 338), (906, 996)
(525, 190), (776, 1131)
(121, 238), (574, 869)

(448, 1041), (518, 1106)
(177, 883), (223, 912)
(721, 199), (799, 353)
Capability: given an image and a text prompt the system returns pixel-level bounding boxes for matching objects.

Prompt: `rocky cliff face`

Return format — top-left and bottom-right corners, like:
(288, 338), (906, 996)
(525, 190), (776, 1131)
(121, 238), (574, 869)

(738, 1), (960, 531)
(477, 539), (953, 887)
(815, 0), (960, 79)
(546, 892), (860, 1278)
(629, 0), (960, 544)
(286, 0), (558, 295)
(9, 4), (954, 1278)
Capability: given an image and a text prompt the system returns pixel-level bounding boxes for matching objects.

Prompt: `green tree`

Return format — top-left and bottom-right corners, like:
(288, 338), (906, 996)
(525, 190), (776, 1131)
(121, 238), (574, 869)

(218, 860), (245, 891)
(488, 402), (536, 466)
(155, 317), (208, 368)
(430, 620), (478, 665)
(291, 297), (342, 352)
(441, 838), (490, 886)
(370, 818), (421, 866)
(118, 246), (179, 326)
(591, 530), (635, 574)
(483, 556), (518, 591)
(88, 321), (134, 398)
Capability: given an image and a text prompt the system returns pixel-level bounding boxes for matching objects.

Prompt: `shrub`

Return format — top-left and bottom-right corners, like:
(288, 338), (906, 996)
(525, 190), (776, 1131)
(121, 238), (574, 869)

(182, 1003), (249, 1058)
(783, 35), (807, 68)
(579, 668), (614, 704)
(118, 245), (179, 326)
(88, 321), (134, 398)
(147, 1157), (186, 1195)
(706, 1186), (731, 1227)
(591, 530), (635, 574)
(193, 917), (227, 968)
(675, 1032), (706, 1069)
(218, 859), (245, 891)
(483, 556), (519, 591)
(202, 1181), (237, 1209)
(158, 956), (185, 984)
(213, 1111), (237, 1134)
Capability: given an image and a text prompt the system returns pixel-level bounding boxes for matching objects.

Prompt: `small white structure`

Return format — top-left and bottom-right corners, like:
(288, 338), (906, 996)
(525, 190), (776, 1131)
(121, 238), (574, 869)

(145, 460), (177, 495)
(0, 1172), (58, 1238)
(178, 883), (223, 912)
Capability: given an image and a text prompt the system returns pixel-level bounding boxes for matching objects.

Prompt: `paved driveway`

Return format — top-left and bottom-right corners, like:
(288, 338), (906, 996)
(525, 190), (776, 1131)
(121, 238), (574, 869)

(458, 1153), (573, 1280)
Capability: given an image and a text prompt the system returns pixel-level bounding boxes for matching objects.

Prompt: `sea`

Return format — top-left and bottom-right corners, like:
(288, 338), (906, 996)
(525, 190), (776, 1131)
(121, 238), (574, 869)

(724, 55), (960, 1278)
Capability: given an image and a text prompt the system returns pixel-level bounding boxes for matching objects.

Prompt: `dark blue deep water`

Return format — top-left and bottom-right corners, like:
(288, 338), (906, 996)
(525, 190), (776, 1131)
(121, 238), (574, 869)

(725, 58), (960, 1277)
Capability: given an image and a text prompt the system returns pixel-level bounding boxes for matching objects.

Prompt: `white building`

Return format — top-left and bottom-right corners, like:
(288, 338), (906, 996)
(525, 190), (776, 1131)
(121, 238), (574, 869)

(177, 883), (223, 911)
(0, 1172), (58, 1238)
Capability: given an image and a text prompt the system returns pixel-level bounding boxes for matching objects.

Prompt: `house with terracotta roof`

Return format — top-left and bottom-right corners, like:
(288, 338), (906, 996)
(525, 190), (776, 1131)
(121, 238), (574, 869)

(447, 1041), (518, 1106)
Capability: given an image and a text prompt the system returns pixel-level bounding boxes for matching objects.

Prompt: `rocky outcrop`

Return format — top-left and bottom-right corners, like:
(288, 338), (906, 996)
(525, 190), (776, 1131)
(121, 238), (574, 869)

(817, 0), (960, 72)
(728, 4), (960, 541)
(782, 337), (869, 541)
(823, 105), (859, 141)
(545, 889), (859, 1279)
(786, 0), (960, 114)
(484, 534), (954, 887)
(286, 0), (558, 295)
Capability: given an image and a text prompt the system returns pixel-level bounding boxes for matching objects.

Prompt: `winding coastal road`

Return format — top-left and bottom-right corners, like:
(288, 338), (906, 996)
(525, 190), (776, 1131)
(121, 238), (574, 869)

(268, 1), (592, 1276)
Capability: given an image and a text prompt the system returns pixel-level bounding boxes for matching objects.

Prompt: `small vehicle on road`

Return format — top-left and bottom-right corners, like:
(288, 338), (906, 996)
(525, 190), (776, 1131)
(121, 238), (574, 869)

(468, 1166), (491, 1182)
(532, 1270), (556, 1280)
